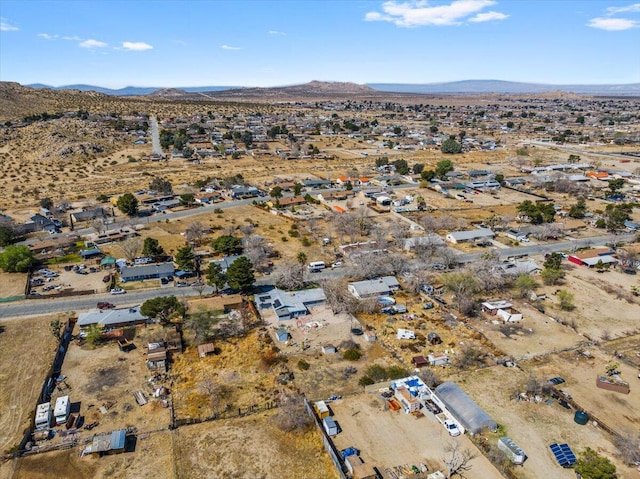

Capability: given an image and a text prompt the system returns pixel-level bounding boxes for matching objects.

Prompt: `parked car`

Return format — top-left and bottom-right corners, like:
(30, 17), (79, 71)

(97, 302), (116, 310)
(423, 302), (434, 310)
(176, 281), (189, 287)
(549, 377), (566, 386)
(110, 288), (126, 295)
(102, 274), (111, 283)
(444, 420), (461, 437)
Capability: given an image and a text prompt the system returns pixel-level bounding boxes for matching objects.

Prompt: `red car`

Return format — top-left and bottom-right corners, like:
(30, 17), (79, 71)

(97, 302), (116, 310)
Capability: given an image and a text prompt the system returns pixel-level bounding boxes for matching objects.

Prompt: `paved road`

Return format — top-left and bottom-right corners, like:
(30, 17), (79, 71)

(150, 116), (163, 156)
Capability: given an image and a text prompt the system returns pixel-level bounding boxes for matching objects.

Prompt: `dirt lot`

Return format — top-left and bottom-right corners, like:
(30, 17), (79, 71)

(472, 301), (582, 360)
(44, 323), (172, 448)
(330, 394), (503, 479)
(0, 272), (27, 298)
(0, 315), (58, 454)
(173, 412), (337, 479)
(456, 365), (636, 479)
(5, 430), (173, 479)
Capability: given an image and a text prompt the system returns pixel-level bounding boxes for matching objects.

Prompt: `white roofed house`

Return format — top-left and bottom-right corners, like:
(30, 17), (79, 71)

(481, 300), (523, 323)
(77, 307), (148, 329)
(348, 276), (401, 299)
(445, 228), (495, 244)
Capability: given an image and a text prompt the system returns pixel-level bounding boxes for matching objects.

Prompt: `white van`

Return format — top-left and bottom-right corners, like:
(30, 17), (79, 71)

(308, 261), (325, 272)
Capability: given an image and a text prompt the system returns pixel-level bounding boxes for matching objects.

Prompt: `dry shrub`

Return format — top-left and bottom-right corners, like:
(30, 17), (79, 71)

(271, 393), (312, 432)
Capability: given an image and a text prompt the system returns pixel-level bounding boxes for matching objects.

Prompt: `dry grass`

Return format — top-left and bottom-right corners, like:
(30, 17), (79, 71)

(173, 411), (337, 479)
(0, 315), (59, 454)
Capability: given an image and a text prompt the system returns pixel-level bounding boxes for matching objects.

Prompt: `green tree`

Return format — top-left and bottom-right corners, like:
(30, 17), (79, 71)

(270, 186), (283, 201)
(226, 257), (255, 292)
(604, 204), (631, 231)
(441, 137), (462, 154)
(0, 245), (35, 272)
(568, 154), (581, 163)
(494, 173), (505, 185)
(212, 235), (242, 255)
(557, 290), (575, 311)
(421, 169), (436, 181)
(241, 130), (253, 147)
(541, 266), (565, 285)
(574, 448), (617, 479)
(180, 193), (195, 206)
(544, 253), (563, 270)
(435, 159), (454, 179)
(392, 159), (409, 175)
(116, 193), (139, 216)
(175, 246), (196, 271)
(149, 177), (173, 194)
(514, 274), (537, 298)
(569, 198), (587, 219)
(85, 324), (102, 345)
(607, 178), (625, 195)
(142, 237), (165, 258)
(40, 197), (54, 210)
(185, 308), (221, 344)
(206, 262), (227, 292)
(0, 224), (15, 247)
(140, 296), (185, 323)
(293, 183), (303, 196)
(49, 319), (63, 342)
(375, 157), (389, 168)
(413, 163), (425, 174)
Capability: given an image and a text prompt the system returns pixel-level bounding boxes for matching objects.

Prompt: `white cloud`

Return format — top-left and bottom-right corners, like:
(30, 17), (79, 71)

(588, 17), (639, 30)
(364, 0), (506, 27)
(606, 3), (640, 15)
(121, 41), (153, 51)
(0, 18), (19, 31)
(62, 35), (82, 41)
(221, 44), (241, 50)
(37, 33), (58, 40)
(80, 38), (108, 48)
(469, 10), (508, 22)
(268, 30), (286, 35)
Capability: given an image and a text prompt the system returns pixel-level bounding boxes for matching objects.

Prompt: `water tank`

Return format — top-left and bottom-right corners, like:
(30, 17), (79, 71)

(574, 410), (589, 425)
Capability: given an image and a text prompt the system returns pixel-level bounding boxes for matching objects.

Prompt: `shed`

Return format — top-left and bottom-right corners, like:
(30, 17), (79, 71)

(273, 328), (288, 343)
(498, 437), (526, 465)
(146, 343), (167, 371)
(91, 429), (127, 455)
(314, 401), (330, 419)
(427, 332), (442, 345)
(323, 416), (338, 436)
(80, 248), (102, 259)
(428, 353), (449, 366)
(412, 356), (428, 367)
(433, 382), (497, 434)
(100, 256), (116, 267)
(322, 344), (337, 354)
(197, 343), (216, 358)
(397, 329), (415, 340)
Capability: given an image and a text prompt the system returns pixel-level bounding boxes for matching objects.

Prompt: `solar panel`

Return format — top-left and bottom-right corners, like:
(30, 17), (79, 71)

(549, 443), (576, 467)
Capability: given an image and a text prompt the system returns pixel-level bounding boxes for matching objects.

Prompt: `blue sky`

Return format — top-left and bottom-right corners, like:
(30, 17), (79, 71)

(1, 1), (639, 88)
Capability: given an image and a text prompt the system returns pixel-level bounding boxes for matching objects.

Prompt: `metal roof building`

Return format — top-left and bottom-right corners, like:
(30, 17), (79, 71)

(348, 276), (400, 299)
(434, 382), (497, 434)
(91, 429), (127, 454)
(120, 263), (175, 282)
(78, 307), (147, 328)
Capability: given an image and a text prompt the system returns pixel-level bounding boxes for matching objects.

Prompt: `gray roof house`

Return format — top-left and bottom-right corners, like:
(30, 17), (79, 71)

(257, 288), (326, 320)
(120, 263), (175, 282)
(78, 306), (147, 329)
(348, 276), (401, 299)
(445, 228), (495, 244)
(210, 255), (244, 272)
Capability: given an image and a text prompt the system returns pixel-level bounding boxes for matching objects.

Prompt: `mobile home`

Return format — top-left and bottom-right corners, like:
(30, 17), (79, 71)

(35, 402), (51, 430)
(54, 395), (70, 425)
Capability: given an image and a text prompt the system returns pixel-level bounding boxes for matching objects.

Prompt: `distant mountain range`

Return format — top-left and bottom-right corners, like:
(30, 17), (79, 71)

(26, 84), (240, 96)
(25, 79), (640, 96)
(368, 80), (640, 95)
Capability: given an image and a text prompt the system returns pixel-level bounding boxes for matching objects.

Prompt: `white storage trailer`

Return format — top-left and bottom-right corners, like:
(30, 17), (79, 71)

(54, 395), (70, 425)
(322, 416), (338, 436)
(498, 437), (526, 465)
(35, 402), (51, 430)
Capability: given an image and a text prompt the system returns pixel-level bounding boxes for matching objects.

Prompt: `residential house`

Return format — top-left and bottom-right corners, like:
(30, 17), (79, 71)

(77, 307), (148, 329)
(210, 255), (244, 273)
(348, 276), (401, 299)
(120, 263), (175, 282)
(568, 248), (618, 267)
(228, 185), (259, 199)
(339, 241), (387, 260)
(71, 207), (111, 224)
(267, 196), (307, 209)
(481, 300), (523, 323)
(256, 287), (326, 320)
(394, 386), (420, 413)
(446, 228), (495, 244)
(194, 192), (222, 204)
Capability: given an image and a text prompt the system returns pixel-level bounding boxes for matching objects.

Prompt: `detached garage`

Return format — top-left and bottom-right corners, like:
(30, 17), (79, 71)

(433, 382), (497, 435)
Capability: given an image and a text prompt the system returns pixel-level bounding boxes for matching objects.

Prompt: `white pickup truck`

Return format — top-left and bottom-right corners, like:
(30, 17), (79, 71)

(436, 413), (461, 437)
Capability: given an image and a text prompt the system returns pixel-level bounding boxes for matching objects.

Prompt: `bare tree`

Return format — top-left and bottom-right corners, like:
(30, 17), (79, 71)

(185, 221), (206, 246)
(91, 218), (106, 234)
(200, 378), (230, 416)
(419, 368), (441, 388)
(614, 431), (640, 466)
(120, 237), (142, 261)
(443, 441), (477, 478)
(272, 392), (312, 432)
(274, 262), (305, 290)
(239, 223), (255, 237)
(389, 221), (410, 248)
(243, 234), (270, 272)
